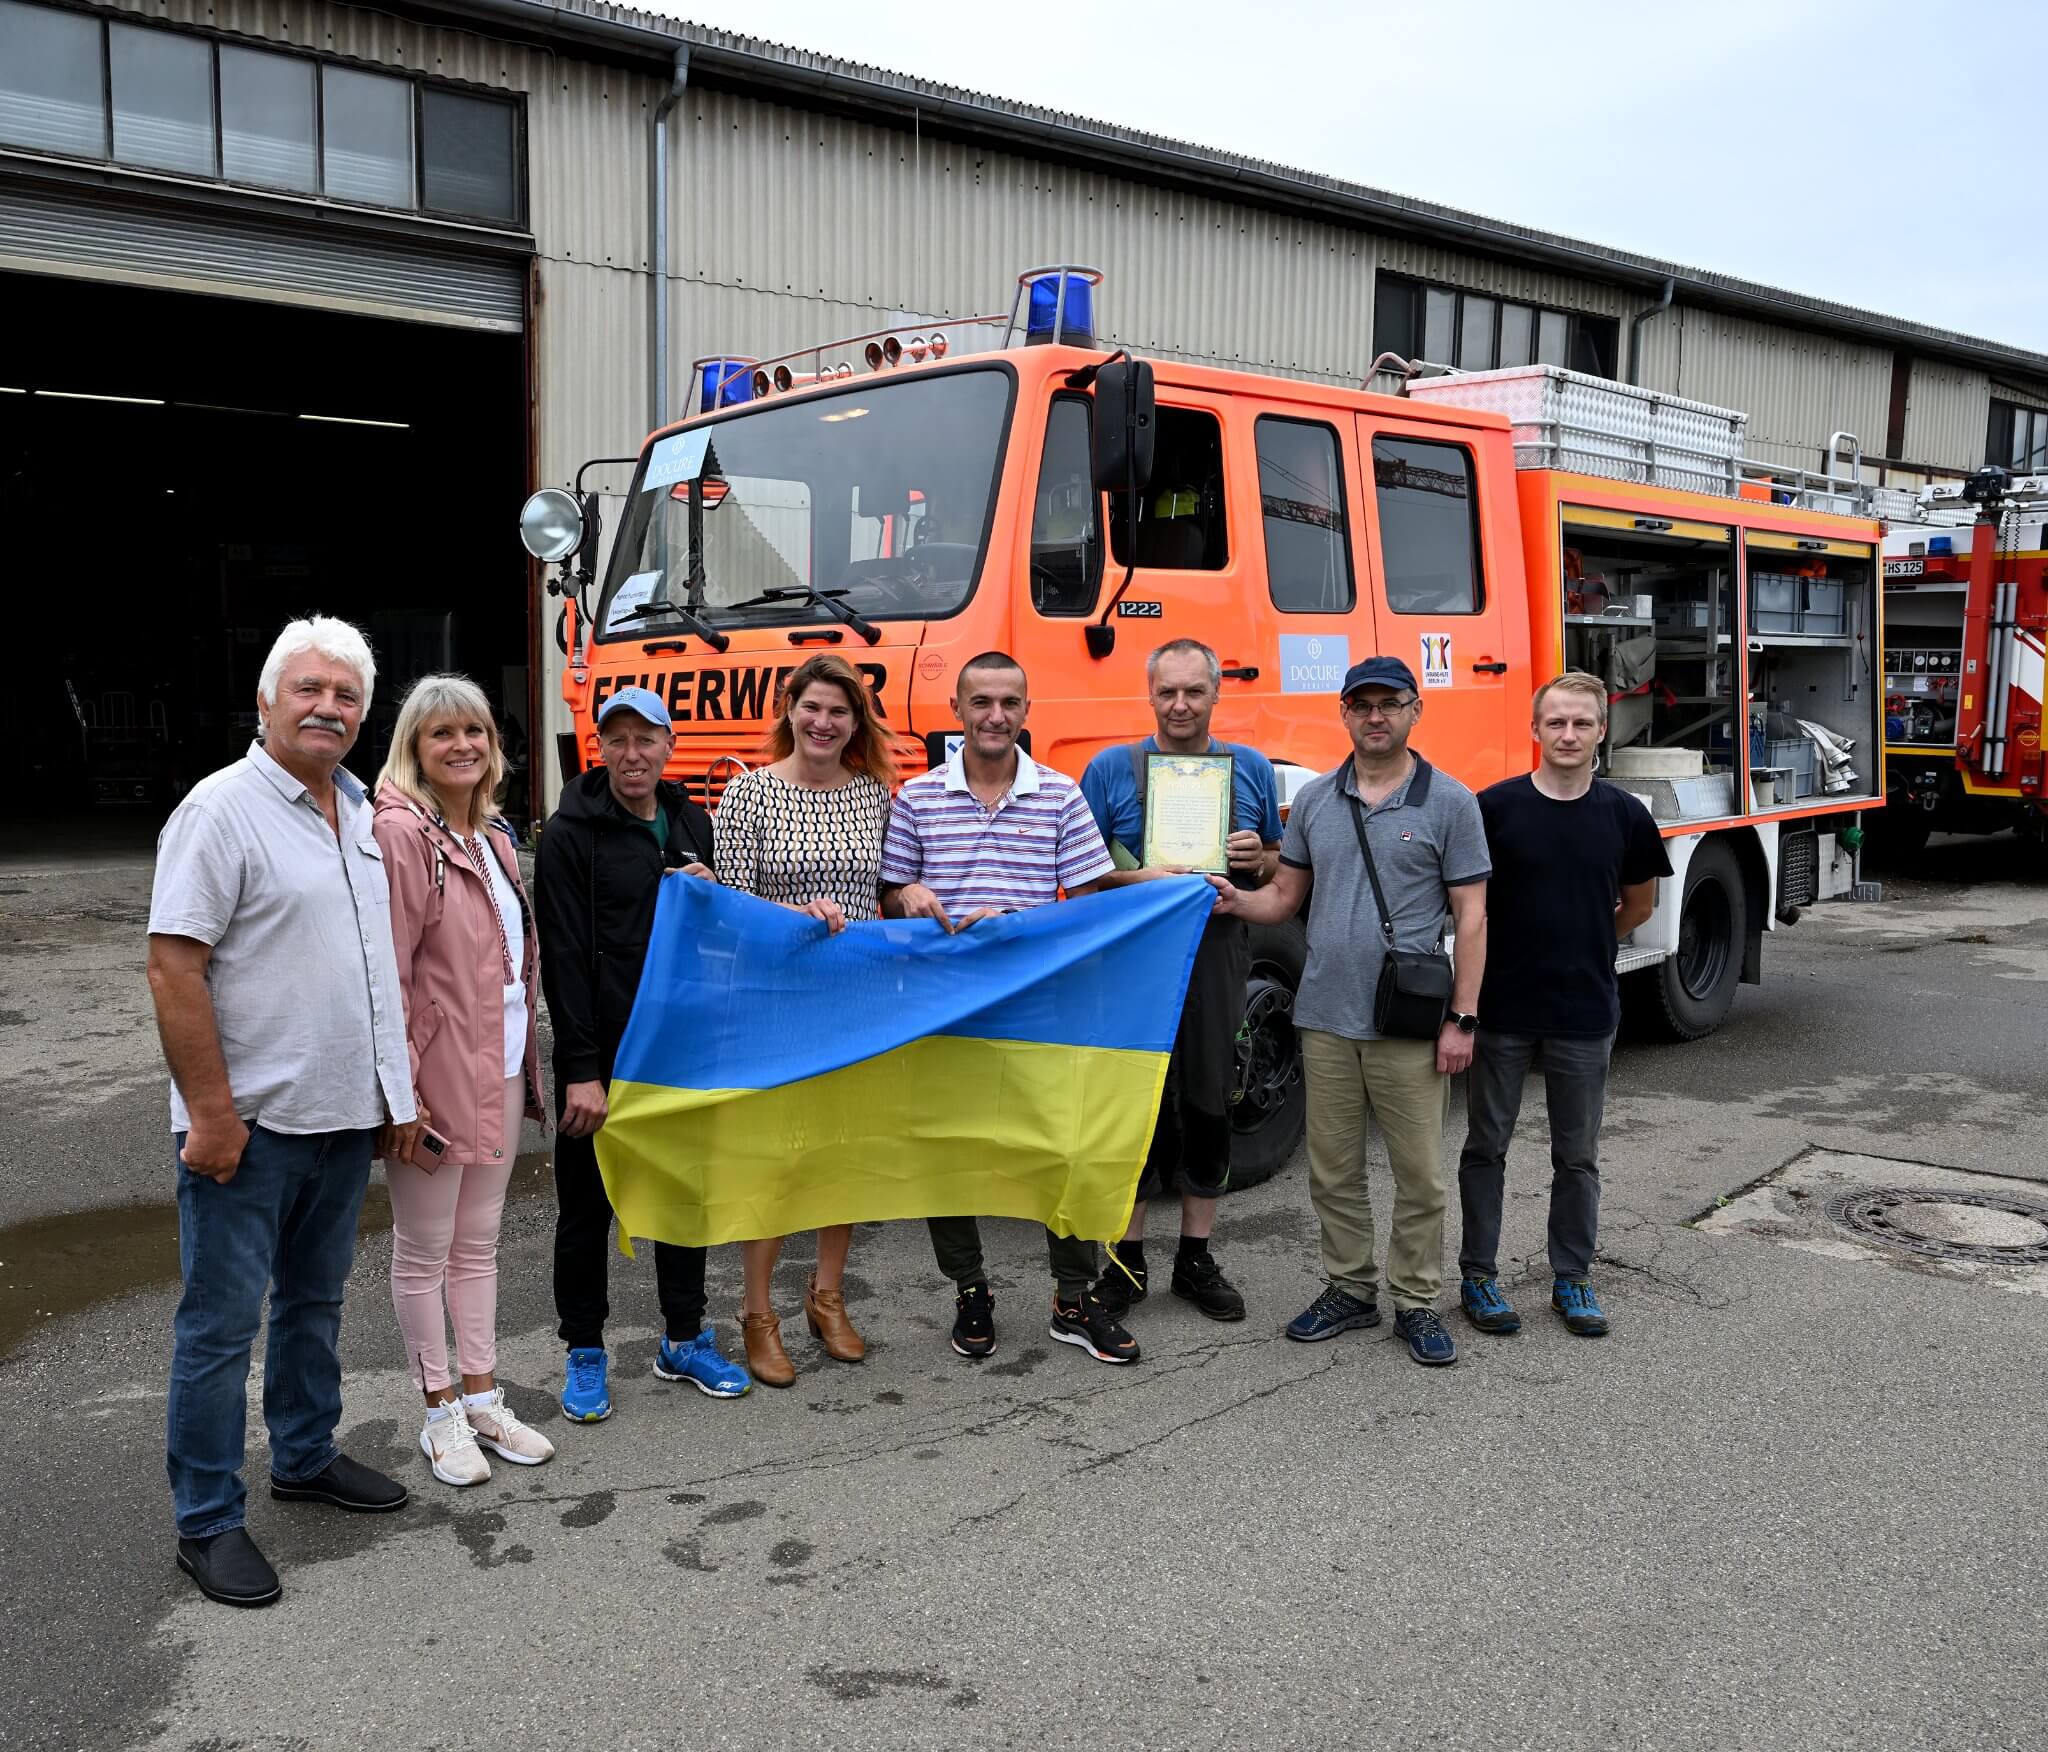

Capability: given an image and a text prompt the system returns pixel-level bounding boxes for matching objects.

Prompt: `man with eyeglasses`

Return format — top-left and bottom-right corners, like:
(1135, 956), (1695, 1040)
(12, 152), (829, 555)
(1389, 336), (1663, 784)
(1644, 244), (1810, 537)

(1212, 657), (1488, 1366)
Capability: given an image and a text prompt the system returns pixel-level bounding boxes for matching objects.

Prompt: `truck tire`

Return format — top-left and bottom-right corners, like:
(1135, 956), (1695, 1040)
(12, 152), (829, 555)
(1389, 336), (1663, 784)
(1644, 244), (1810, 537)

(1629, 838), (1746, 1041)
(1226, 917), (1308, 1192)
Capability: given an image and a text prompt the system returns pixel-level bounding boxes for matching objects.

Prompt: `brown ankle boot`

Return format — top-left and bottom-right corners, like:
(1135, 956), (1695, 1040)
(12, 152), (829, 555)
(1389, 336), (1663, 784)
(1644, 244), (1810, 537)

(740, 1310), (796, 1387)
(805, 1274), (866, 1363)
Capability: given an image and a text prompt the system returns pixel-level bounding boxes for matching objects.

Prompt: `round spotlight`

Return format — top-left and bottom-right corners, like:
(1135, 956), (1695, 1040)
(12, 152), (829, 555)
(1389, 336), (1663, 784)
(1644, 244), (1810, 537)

(881, 336), (903, 367)
(773, 365), (795, 393)
(928, 333), (949, 359)
(752, 369), (771, 398)
(864, 341), (885, 371)
(518, 487), (584, 563)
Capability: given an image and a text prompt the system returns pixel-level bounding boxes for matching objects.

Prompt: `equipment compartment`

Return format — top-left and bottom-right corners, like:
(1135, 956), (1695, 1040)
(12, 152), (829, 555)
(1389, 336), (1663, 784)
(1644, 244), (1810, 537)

(1742, 534), (1879, 809)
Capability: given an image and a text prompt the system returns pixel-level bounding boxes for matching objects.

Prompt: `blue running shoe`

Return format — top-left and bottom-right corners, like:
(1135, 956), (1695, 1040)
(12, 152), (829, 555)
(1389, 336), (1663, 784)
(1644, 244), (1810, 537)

(1460, 1276), (1522, 1335)
(1285, 1285), (1381, 1342)
(654, 1328), (752, 1397)
(1394, 1307), (1458, 1367)
(560, 1346), (611, 1422)
(1552, 1278), (1610, 1337)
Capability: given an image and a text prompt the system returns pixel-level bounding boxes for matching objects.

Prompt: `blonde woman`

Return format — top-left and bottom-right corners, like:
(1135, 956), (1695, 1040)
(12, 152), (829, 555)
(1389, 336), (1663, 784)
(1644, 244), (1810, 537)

(373, 676), (554, 1485)
(714, 653), (895, 1385)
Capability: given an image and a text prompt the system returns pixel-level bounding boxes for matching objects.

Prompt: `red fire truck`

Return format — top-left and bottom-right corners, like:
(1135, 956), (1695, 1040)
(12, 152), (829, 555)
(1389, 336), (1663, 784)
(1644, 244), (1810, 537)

(1878, 471), (2047, 860)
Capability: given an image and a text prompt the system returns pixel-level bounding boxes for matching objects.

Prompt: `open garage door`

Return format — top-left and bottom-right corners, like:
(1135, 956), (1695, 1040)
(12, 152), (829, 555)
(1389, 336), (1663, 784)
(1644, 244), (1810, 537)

(0, 271), (534, 843)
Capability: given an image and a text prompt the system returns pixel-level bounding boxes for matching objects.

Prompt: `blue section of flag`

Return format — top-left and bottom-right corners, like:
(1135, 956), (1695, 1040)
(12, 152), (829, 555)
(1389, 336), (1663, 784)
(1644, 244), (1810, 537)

(610, 875), (1216, 1094)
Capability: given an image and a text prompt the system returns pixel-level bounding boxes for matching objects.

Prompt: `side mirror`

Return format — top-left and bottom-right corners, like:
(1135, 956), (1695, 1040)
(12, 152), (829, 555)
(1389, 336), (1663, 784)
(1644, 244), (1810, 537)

(1091, 358), (1155, 496)
(519, 487), (588, 564)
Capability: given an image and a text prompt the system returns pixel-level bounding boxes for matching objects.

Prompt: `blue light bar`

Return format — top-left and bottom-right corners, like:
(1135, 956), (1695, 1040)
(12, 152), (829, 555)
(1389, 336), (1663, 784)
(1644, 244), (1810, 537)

(693, 357), (755, 414)
(1025, 272), (1094, 347)
(1929, 535), (1953, 554)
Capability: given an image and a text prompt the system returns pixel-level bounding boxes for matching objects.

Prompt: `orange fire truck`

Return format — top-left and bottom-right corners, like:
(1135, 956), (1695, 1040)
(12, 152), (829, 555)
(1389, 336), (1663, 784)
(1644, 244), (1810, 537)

(1877, 472), (2047, 860)
(520, 268), (1888, 1182)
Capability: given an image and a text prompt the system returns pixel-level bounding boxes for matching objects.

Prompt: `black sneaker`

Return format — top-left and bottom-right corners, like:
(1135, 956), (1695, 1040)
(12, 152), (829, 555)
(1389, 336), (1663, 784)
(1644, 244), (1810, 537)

(1049, 1292), (1141, 1365)
(269, 1452), (408, 1513)
(1090, 1258), (1148, 1319)
(1170, 1251), (1246, 1322)
(951, 1283), (996, 1359)
(175, 1527), (281, 1608)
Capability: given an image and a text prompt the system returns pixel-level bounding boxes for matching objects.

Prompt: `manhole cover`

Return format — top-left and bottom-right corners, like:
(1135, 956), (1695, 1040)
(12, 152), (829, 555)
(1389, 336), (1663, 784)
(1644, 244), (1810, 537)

(1823, 1187), (2048, 1264)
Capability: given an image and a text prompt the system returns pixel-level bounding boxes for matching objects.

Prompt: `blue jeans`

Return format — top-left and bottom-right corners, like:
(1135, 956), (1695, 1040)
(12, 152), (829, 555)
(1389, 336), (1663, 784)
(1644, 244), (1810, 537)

(167, 1125), (374, 1538)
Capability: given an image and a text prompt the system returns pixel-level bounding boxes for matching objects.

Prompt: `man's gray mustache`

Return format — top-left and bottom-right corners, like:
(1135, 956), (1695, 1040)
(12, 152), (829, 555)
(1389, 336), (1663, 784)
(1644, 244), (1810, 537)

(303, 716), (347, 734)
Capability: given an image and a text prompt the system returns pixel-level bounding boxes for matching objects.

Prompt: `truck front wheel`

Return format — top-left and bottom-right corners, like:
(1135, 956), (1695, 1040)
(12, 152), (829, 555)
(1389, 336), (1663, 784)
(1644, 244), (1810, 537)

(1226, 918), (1308, 1191)
(1631, 839), (1746, 1041)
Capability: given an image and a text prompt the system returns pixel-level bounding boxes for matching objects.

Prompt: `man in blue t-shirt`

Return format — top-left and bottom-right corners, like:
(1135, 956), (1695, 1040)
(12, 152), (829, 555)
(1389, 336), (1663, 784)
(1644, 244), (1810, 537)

(1456, 671), (1673, 1340)
(1080, 638), (1283, 1324)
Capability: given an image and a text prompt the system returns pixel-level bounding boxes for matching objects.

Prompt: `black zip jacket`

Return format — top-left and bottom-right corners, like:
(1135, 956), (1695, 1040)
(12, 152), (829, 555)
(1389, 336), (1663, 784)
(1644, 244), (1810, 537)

(534, 768), (715, 1083)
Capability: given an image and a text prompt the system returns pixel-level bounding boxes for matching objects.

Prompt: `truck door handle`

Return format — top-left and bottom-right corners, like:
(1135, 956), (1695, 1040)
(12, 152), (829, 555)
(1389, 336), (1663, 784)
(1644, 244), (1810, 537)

(1219, 666), (1260, 681)
(1471, 661), (1508, 674)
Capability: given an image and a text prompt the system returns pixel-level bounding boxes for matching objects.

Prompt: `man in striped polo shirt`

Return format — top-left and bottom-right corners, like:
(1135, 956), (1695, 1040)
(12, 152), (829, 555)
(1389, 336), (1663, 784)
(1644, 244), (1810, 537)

(879, 651), (1137, 1367)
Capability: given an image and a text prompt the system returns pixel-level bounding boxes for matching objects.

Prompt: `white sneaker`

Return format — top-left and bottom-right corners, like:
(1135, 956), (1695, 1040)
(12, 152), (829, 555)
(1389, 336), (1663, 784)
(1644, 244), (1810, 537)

(465, 1388), (555, 1466)
(419, 1401), (491, 1487)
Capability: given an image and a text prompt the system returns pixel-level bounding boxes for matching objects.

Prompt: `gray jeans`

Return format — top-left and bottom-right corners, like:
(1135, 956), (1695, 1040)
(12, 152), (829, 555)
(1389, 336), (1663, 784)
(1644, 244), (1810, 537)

(1456, 1029), (1614, 1283)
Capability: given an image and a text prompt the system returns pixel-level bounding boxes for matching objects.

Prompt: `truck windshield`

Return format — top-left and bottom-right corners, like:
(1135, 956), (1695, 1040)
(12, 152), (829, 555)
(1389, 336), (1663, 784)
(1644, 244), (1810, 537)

(598, 367), (1013, 637)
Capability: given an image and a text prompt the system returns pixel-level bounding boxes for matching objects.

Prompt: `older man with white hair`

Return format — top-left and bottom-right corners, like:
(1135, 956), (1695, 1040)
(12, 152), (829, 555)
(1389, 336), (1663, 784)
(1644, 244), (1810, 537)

(147, 615), (418, 1608)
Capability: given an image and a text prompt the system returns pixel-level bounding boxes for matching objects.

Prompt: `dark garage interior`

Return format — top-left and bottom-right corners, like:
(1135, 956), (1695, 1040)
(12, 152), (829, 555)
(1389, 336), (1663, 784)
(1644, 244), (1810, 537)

(0, 270), (531, 836)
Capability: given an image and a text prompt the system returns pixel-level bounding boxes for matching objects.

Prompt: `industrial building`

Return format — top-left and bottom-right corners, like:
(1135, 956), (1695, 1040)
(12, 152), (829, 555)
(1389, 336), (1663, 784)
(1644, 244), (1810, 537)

(5, 0), (2045, 822)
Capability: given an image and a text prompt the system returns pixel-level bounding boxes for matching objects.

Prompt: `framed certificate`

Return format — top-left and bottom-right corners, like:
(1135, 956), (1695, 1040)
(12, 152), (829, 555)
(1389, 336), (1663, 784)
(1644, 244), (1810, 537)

(1142, 752), (1234, 874)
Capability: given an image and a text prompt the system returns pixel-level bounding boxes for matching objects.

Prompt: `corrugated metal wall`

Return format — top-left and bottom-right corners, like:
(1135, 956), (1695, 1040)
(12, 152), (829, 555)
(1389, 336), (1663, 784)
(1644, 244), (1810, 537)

(662, 88), (1633, 403)
(1631, 306), (1894, 472)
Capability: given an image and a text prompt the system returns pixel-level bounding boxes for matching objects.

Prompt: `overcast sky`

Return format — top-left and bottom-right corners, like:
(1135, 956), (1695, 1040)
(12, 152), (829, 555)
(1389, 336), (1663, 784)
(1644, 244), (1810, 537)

(651, 0), (2048, 355)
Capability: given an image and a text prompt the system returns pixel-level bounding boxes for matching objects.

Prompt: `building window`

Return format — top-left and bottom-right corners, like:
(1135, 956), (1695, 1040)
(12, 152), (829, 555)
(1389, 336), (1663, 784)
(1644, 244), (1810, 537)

(421, 87), (518, 223)
(1372, 436), (1484, 615)
(0, 0), (522, 224)
(322, 66), (414, 208)
(0, 0), (105, 157)
(1109, 406), (1228, 570)
(1988, 399), (2048, 472)
(220, 44), (317, 191)
(110, 21), (216, 177)
(1373, 272), (1619, 379)
(1257, 416), (1353, 613)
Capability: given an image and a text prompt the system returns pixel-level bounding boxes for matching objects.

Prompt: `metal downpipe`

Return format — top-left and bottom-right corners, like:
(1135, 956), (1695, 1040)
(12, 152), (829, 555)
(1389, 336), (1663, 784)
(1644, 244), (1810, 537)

(1626, 276), (1676, 385)
(652, 45), (690, 432)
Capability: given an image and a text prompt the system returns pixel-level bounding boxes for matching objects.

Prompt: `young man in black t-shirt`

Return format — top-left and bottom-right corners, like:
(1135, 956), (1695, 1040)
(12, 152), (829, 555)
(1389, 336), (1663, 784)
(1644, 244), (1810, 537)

(1456, 672), (1672, 1339)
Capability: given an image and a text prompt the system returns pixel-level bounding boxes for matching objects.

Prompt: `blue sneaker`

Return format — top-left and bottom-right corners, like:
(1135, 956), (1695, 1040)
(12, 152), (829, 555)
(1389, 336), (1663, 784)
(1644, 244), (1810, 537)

(1460, 1276), (1522, 1334)
(1552, 1278), (1610, 1337)
(1394, 1307), (1458, 1367)
(1285, 1285), (1381, 1342)
(560, 1346), (611, 1422)
(654, 1328), (752, 1398)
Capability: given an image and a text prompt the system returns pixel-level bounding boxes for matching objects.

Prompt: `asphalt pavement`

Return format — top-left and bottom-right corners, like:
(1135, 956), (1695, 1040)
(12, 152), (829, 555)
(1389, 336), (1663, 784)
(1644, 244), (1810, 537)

(1, 824), (2044, 1751)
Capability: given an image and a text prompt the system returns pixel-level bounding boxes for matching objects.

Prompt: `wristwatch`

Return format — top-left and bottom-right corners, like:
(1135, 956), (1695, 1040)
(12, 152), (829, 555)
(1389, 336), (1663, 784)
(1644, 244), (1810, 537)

(1448, 1011), (1479, 1034)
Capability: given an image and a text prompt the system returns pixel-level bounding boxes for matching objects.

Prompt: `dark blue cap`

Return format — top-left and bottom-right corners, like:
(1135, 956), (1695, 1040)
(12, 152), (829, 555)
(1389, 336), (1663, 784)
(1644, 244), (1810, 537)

(1341, 656), (1419, 698)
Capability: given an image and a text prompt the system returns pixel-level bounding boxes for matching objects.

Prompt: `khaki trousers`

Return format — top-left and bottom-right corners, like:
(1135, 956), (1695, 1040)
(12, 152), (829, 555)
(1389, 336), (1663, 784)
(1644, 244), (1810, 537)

(1300, 1029), (1449, 1310)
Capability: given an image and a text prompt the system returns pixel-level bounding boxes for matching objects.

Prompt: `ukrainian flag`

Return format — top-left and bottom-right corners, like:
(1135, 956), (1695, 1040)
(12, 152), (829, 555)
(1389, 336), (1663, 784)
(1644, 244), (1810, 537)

(595, 876), (1216, 1249)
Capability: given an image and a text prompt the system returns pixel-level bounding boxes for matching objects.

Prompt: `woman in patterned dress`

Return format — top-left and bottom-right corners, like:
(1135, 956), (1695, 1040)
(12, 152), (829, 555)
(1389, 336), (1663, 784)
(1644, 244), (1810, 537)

(713, 653), (896, 1386)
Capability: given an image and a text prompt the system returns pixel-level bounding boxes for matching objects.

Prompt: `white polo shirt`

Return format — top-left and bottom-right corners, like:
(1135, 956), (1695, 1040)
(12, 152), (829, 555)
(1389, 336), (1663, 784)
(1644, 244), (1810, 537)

(149, 742), (416, 1135)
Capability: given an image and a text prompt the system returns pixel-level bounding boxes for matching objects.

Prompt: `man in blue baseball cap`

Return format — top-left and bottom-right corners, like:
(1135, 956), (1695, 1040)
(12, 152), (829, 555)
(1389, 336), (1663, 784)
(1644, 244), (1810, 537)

(534, 684), (753, 1420)
(1212, 650), (1490, 1367)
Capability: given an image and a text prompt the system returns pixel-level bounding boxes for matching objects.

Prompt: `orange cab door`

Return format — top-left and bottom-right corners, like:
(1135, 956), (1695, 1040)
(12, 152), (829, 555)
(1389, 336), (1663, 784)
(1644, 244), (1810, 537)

(1012, 386), (1253, 780)
(1354, 413), (1522, 789)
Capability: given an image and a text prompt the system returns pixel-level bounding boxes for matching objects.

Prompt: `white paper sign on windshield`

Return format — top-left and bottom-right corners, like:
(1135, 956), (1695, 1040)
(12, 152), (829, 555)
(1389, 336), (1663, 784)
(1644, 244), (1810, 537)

(605, 569), (662, 631)
(642, 429), (710, 494)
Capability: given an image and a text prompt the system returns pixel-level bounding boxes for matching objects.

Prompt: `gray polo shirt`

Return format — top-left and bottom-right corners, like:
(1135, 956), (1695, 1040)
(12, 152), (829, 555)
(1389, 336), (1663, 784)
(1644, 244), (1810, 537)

(149, 742), (415, 1135)
(1279, 754), (1489, 1042)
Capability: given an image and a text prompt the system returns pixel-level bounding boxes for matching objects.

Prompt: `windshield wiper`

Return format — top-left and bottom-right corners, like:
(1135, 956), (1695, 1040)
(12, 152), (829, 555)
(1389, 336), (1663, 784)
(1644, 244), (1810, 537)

(609, 597), (731, 652)
(723, 585), (881, 646)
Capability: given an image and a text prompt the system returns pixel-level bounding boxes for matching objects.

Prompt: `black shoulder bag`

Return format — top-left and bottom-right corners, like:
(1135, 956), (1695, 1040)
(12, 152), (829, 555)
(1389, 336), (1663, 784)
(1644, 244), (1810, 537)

(1347, 790), (1453, 1040)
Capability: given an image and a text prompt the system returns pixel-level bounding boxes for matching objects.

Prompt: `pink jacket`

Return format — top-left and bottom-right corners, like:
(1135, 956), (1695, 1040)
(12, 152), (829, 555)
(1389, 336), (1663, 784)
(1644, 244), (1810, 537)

(373, 782), (544, 1166)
